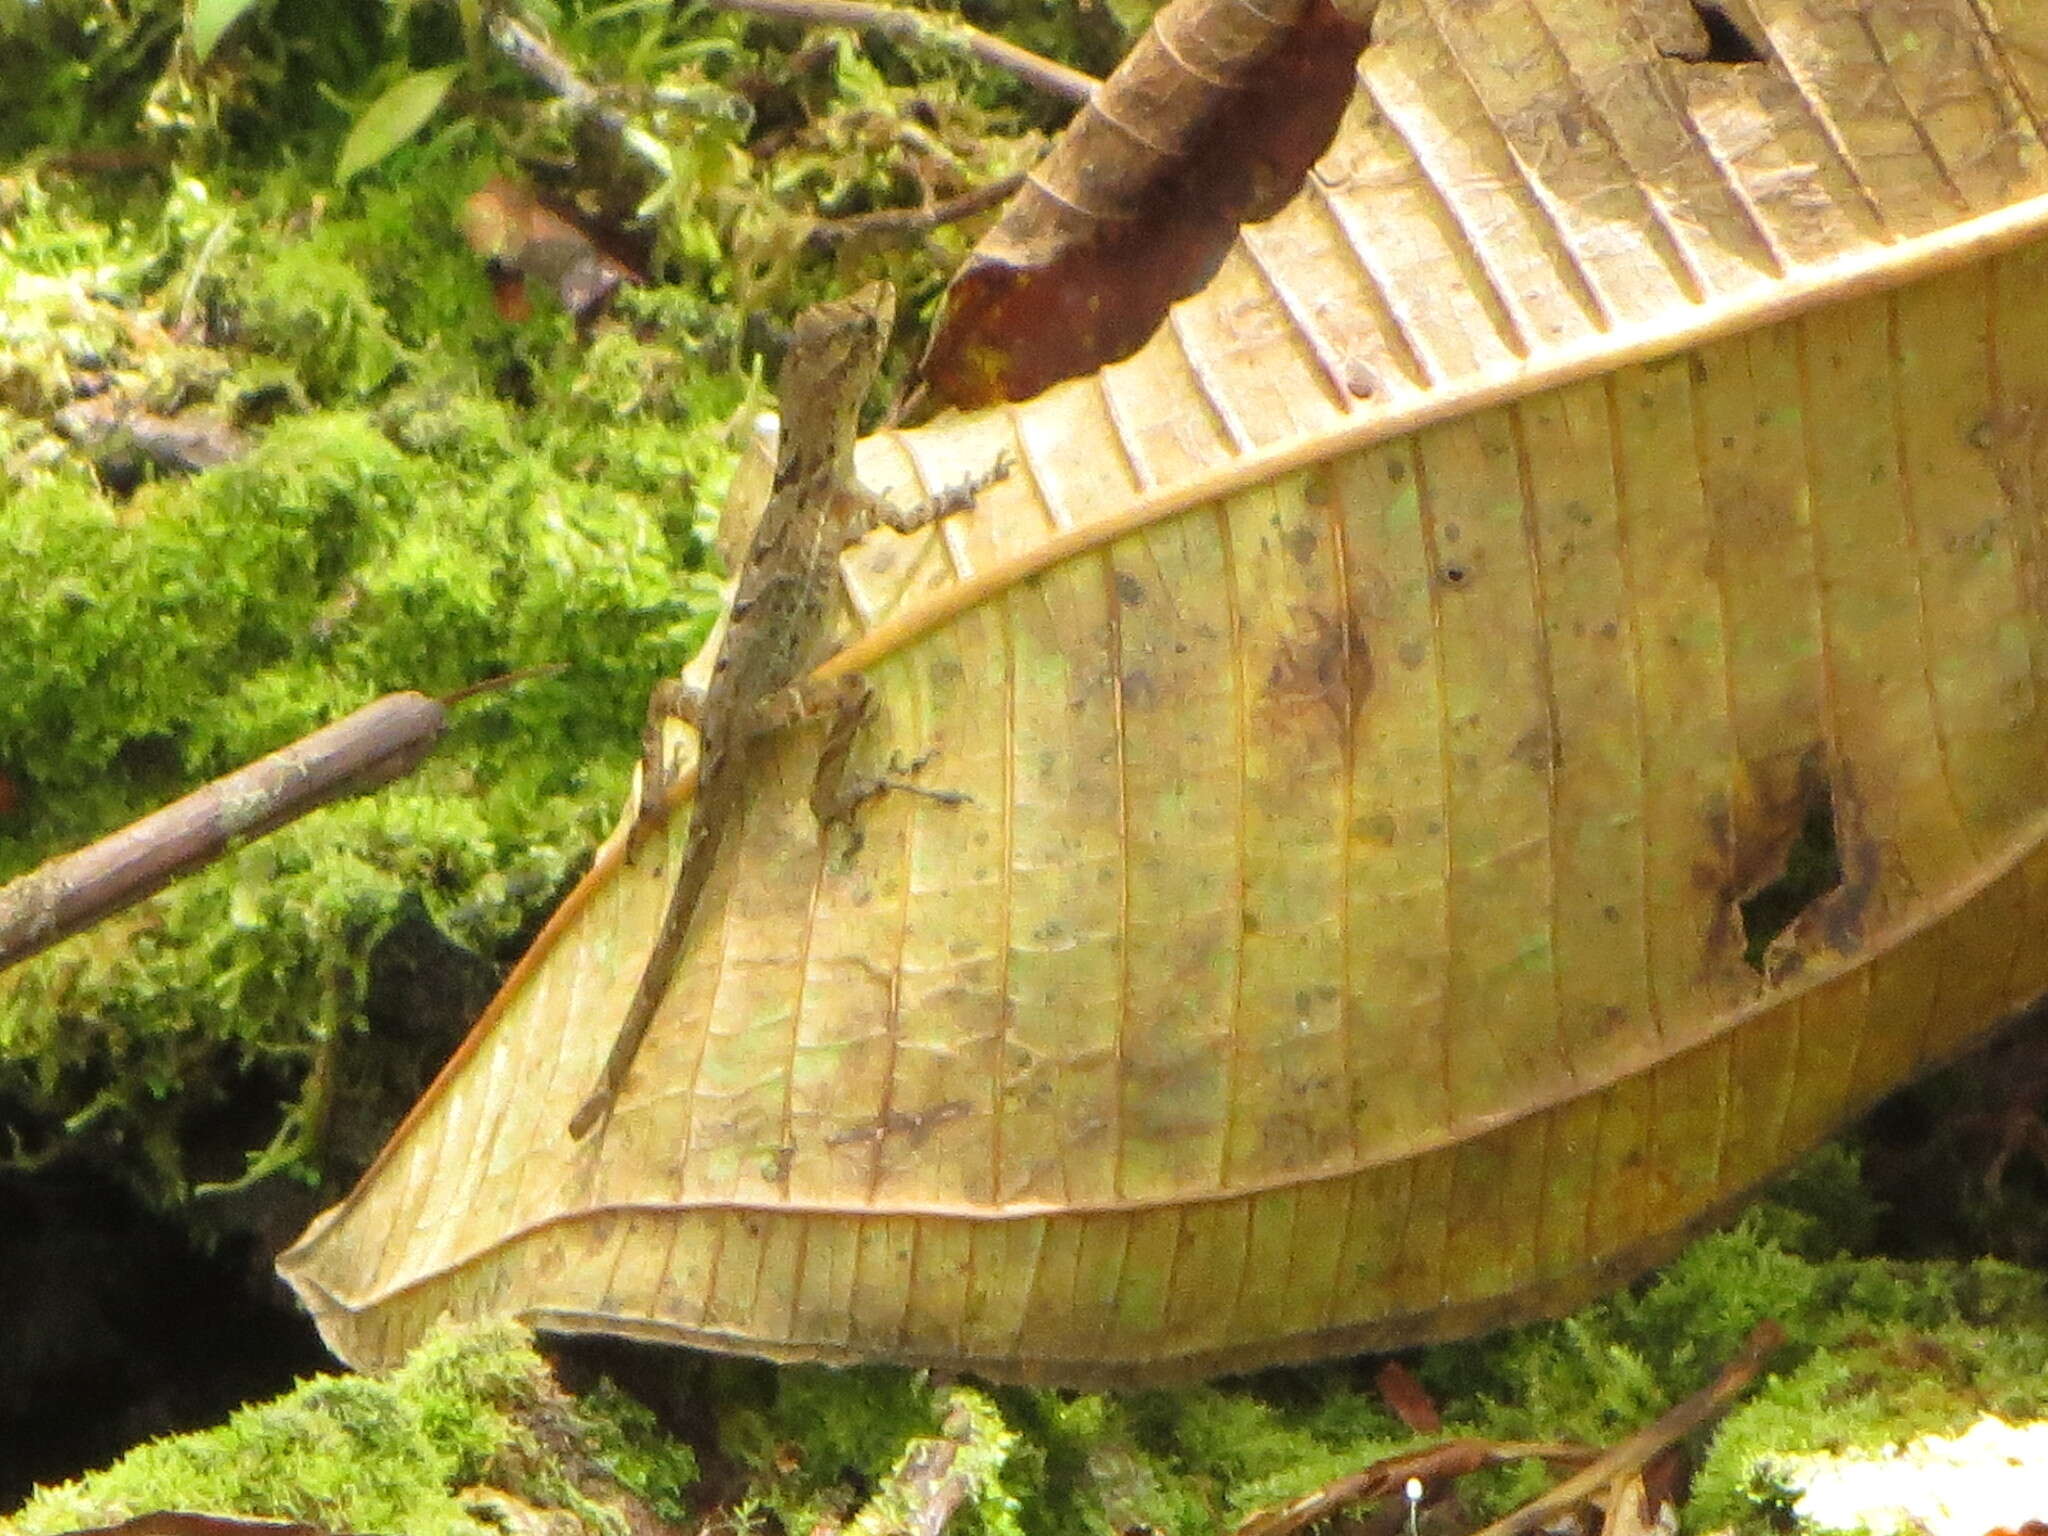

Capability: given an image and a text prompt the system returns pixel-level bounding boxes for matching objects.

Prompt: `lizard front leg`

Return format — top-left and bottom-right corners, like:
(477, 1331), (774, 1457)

(845, 453), (1013, 543)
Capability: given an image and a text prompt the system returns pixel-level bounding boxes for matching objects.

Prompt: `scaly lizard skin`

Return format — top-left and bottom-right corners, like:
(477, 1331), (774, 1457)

(569, 282), (984, 1140)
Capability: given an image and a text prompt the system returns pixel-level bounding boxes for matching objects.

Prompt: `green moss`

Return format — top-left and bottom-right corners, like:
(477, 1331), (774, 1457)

(4, 1322), (698, 1536)
(0, 162), (727, 1198)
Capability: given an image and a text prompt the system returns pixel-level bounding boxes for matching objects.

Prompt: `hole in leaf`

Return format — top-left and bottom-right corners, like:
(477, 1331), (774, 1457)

(1691, 3), (1766, 63)
(1740, 778), (1842, 970)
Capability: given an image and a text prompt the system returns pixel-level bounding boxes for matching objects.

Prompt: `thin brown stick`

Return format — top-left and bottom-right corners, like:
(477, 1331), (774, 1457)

(807, 171), (1026, 249)
(0, 694), (445, 974)
(439, 661), (568, 706)
(702, 0), (1098, 104)
(1467, 1321), (1786, 1536)
(0, 669), (559, 974)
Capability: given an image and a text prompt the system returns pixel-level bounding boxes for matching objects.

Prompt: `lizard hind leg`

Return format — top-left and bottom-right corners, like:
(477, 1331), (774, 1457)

(805, 674), (969, 863)
(628, 676), (707, 860)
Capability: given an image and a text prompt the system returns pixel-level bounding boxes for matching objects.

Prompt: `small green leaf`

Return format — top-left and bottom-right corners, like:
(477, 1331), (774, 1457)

(335, 66), (462, 185)
(191, 0), (262, 62)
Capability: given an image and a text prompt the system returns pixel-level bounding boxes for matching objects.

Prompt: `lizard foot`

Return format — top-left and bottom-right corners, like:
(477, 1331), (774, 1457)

(875, 749), (971, 806)
(817, 750), (970, 867)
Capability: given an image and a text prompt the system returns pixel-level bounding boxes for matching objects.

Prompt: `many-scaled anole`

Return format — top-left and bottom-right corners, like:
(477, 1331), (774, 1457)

(568, 281), (996, 1139)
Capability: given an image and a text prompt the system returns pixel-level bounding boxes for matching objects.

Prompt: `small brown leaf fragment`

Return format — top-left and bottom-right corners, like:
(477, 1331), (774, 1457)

(53, 394), (249, 482)
(47, 1516), (336, 1536)
(913, 0), (1372, 413)
(461, 178), (641, 329)
(1374, 1359), (1442, 1434)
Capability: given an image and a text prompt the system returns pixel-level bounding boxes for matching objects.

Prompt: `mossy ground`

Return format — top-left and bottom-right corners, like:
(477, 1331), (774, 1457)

(0, 0), (1066, 1207)
(9, 1148), (2047, 1536)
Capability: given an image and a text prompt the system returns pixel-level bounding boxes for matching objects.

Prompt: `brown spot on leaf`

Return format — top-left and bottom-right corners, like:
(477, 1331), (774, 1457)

(1359, 811), (1398, 844)
(1266, 603), (1372, 730)
(1508, 725), (1556, 775)
(1282, 523), (1321, 566)
(825, 1100), (973, 1150)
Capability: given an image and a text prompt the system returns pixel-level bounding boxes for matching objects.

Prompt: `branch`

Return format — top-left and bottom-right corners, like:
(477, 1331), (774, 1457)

(486, 13), (668, 178)
(1232, 1323), (1784, 1536)
(0, 669), (559, 975)
(703, 0), (1098, 104)
(807, 171), (1026, 249)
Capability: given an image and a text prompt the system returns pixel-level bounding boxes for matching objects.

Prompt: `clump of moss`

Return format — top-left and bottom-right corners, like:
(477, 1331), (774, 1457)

(4, 1321), (697, 1536)
(0, 184), (713, 1192)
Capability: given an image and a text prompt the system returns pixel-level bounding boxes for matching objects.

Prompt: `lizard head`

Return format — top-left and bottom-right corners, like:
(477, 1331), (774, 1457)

(777, 279), (896, 409)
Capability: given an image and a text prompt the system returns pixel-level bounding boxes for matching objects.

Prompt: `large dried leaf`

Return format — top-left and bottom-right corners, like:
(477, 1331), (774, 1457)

(282, 0), (2048, 1384)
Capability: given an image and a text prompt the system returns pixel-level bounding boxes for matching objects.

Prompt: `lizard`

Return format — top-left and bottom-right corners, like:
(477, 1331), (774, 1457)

(568, 280), (998, 1140)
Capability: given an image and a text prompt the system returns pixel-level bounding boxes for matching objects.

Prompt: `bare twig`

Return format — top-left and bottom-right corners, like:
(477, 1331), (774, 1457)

(1467, 1321), (1786, 1536)
(441, 661), (567, 706)
(1232, 1440), (1600, 1536)
(0, 669), (561, 974)
(1234, 1323), (1783, 1536)
(486, 13), (667, 178)
(807, 171), (1026, 249)
(703, 0), (1098, 104)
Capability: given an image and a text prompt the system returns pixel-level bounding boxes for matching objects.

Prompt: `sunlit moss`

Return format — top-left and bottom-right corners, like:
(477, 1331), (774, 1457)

(0, 157), (728, 1198)
(4, 1322), (698, 1536)
(674, 1148), (2048, 1535)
